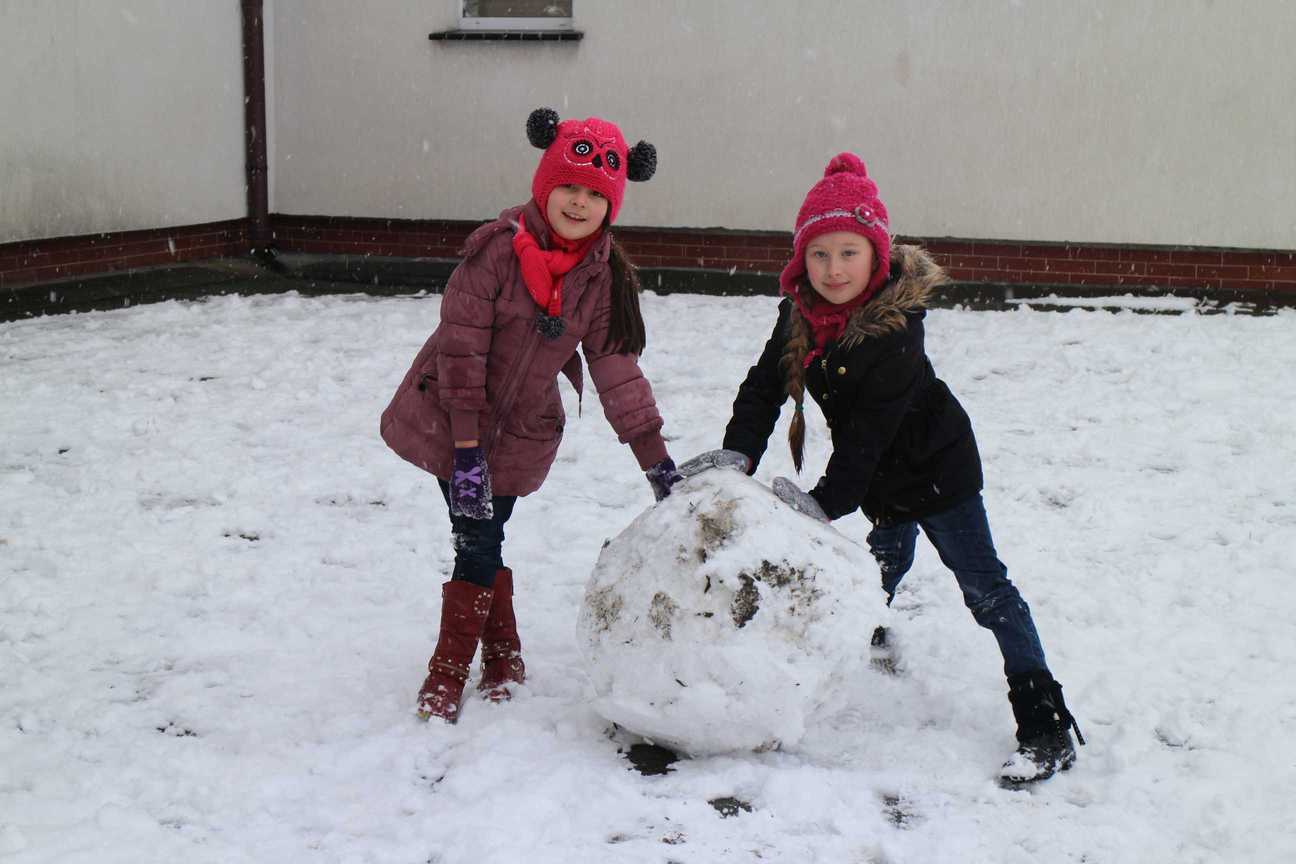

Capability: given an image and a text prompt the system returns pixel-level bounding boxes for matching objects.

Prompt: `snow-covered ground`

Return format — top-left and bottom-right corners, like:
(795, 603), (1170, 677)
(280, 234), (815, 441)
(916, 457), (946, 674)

(2, 290), (1294, 863)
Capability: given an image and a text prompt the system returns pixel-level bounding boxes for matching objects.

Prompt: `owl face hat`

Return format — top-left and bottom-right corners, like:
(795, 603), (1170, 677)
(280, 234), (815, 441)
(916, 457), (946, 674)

(527, 108), (657, 226)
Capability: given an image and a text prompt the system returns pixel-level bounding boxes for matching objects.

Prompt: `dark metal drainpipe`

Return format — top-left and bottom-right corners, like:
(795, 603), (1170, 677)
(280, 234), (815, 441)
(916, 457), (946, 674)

(241, 0), (277, 264)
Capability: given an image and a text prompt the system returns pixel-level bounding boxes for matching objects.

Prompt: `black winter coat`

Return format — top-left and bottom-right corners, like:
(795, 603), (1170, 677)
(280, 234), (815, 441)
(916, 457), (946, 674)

(722, 246), (983, 523)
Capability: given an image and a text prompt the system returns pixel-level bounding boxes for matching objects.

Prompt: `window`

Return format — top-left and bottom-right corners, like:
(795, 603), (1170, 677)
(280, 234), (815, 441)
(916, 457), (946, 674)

(459, 0), (573, 31)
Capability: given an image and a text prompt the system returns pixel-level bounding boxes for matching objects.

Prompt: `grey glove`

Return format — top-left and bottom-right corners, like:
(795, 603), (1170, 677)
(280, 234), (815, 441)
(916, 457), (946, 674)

(677, 449), (752, 479)
(772, 476), (829, 522)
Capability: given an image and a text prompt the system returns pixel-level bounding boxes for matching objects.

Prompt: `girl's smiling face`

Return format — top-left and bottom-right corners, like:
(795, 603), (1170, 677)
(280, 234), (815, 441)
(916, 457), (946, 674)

(546, 184), (609, 241)
(804, 231), (876, 305)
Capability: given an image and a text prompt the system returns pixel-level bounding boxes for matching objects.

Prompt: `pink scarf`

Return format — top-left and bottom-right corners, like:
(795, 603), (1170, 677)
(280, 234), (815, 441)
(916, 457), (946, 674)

(511, 213), (599, 318)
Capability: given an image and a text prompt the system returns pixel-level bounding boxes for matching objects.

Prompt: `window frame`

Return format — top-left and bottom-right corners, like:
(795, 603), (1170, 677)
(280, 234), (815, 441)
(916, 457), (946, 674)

(457, 1), (574, 32)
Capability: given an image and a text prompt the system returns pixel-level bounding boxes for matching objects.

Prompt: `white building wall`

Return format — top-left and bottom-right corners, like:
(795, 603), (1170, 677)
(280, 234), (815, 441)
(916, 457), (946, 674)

(0, 0), (246, 244)
(3, 1), (1291, 250)
(271, 0), (1296, 249)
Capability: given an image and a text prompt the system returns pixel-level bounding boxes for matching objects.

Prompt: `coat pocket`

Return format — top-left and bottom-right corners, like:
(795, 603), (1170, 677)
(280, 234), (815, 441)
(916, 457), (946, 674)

(502, 391), (566, 442)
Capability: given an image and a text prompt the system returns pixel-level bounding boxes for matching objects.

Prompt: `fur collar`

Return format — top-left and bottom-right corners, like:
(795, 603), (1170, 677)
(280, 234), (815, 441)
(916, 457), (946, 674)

(834, 245), (948, 347)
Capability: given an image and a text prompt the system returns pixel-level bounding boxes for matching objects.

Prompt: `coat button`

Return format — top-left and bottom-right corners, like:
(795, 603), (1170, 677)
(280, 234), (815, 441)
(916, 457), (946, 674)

(837, 366), (847, 375)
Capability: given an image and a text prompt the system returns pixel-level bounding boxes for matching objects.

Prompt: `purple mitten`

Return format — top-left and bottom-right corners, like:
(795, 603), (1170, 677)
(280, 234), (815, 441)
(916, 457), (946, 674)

(645, 457), (683, 502)
(450, 446), (493, 520)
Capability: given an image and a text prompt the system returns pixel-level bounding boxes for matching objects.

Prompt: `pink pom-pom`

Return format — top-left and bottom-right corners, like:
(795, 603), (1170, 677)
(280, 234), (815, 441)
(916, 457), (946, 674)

(824, 152), (866, 178)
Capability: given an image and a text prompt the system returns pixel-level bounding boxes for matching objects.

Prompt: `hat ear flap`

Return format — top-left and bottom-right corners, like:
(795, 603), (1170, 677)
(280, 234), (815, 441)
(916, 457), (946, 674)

(527, 108), (560, 149)
(626, 140), (657, 182)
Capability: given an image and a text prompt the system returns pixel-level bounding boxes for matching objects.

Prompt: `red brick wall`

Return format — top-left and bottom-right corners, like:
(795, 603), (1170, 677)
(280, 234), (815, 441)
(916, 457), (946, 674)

(268, 215), (468, 260)
(615, 230), (1295, 296)
(4, 214), (1294, 298)
(266, 215), (1296, 295)
(0, 221), (248, 289)
(920, 239), (1295, 295)
(616, 228), (791, 274)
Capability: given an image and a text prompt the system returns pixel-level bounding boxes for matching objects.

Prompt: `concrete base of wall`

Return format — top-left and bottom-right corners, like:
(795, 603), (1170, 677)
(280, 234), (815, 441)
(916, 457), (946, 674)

(3, 262), (254, 321)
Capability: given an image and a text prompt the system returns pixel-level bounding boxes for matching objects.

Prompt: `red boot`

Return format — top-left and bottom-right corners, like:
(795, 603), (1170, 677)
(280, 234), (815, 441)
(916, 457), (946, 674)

(478, 568), (526, 702)
(416, 581), (493, 723)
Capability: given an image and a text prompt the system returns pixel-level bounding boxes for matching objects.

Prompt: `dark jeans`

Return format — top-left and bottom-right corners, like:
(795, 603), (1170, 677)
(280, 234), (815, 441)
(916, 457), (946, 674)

(437, 480), (517, 589)
(866, 493), (1049, 677)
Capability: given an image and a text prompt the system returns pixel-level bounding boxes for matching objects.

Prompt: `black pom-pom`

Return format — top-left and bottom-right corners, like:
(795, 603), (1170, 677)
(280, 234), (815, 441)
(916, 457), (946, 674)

(536, 314), (565, 340)
(626, 140), (657, 182)
(527, 108), (560, 149)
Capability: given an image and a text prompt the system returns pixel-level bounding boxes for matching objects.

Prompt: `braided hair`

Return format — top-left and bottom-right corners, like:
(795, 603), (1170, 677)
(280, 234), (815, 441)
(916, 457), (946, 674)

(779, 285), (815, 473)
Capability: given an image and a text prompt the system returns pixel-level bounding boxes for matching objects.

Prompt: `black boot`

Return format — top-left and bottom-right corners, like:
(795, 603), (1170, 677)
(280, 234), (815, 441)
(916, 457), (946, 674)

(869, 625), (898, 676)
(998, 670), (1085, 788)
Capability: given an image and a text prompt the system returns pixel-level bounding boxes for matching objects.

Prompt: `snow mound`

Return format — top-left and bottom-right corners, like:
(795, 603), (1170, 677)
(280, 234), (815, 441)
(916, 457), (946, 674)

(577, 469), (879, 755)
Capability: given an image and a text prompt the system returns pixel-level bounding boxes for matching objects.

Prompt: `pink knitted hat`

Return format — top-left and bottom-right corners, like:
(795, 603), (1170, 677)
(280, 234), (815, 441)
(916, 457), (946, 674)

(526, 108), (657, 225)
(779, 152), (891, 299)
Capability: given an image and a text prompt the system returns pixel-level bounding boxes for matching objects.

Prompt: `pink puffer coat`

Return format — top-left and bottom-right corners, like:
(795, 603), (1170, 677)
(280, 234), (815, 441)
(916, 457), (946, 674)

(380, 200), (668, 496)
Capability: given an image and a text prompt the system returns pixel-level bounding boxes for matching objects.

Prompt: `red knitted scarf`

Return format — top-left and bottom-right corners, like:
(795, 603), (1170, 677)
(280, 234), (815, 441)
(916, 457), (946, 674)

(511, 212), (599, 318)
(790, 286), (872, 368)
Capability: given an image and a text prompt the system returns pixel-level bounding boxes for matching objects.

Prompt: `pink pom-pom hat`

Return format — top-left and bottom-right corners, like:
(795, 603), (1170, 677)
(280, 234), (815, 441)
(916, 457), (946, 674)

(779, 152), (892, 301)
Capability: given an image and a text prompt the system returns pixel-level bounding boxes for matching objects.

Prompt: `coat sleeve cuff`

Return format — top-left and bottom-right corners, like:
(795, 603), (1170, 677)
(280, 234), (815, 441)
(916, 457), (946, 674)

(809, 484), (851, 521)
(629, 432), (669, 471)
(450, 409), (480, 443)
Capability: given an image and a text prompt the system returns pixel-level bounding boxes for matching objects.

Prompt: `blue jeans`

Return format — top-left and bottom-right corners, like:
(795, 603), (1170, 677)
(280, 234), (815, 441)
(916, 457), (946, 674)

(437, 480), (517, 589)
(866, 493), (1049, 677)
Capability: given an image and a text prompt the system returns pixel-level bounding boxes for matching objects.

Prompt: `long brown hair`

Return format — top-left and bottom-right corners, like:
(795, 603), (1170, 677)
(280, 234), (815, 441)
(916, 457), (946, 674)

(779, 283), (815, 473)
(604, 233), (646, 355)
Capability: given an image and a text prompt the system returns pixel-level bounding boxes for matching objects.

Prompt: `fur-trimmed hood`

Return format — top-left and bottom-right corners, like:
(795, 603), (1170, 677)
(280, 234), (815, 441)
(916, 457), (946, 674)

(834, 244), (948, 347)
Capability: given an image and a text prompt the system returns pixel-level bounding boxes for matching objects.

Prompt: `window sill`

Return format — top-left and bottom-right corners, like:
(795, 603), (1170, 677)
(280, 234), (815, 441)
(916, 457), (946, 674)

(429, 29), (583, 42)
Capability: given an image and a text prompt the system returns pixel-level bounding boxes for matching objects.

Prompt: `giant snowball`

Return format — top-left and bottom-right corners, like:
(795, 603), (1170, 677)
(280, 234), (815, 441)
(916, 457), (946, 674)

(577, 469), (880, 755)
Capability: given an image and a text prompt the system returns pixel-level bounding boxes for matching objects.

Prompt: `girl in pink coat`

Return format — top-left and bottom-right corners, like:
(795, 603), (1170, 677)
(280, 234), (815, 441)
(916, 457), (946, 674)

(381, 109), (680, 723)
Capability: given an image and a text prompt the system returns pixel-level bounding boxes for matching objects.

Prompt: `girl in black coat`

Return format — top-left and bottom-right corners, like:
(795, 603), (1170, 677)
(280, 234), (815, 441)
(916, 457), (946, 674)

(682, 153), (1082, 786)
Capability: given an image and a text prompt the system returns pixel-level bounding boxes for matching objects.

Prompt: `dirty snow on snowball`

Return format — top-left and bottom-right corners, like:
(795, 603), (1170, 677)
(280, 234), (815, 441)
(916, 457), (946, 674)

(581, 468), (879, 756)
(2, 289), (1295, 863)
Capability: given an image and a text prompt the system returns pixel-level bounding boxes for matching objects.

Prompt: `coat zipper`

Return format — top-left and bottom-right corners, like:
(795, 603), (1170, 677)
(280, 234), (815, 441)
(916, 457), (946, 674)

(481, 257), (597, 459)
(483, 323), (543, 461)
